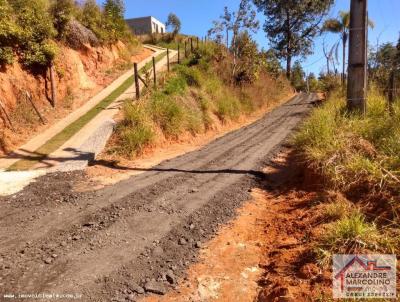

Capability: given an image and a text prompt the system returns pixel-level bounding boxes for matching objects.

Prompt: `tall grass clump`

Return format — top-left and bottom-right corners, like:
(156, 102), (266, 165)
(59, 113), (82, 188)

(295, 88), (400, 194)
(316, 212), (380, 267)
(149, 92), (185, 137)
(112, 102), (154, 156)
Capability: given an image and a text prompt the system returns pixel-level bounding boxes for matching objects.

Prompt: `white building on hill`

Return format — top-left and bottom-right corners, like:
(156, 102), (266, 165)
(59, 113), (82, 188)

(126, 16), (166, 35)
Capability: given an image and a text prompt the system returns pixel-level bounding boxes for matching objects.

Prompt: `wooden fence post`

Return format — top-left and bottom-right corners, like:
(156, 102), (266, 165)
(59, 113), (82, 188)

(134, 63), (140, 100)
(185, 41), (187, 58)
(190, 38), (193, 53)
(197, 37), (199, 48)
(152, 57), (157, 88)
(0, 100), (14, 131)
(167, 48), (170, 72)
(178, 44), (180, 64)
(49, 62), (57, 107)
(24, 91), (46, 124)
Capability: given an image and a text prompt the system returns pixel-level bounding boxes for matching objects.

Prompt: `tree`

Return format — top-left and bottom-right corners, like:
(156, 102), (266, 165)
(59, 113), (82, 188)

(234, 31), (261, 83)
(307, 73), (320, 92)
(323, 11), (374, 84)
(50, 0), (76, 39)
(369, 42), (399, 90)
(208, 0), (259, 78)
(261, 48), (282, 78)
(0, 0), (20, 65)
(253, 0), (333, 79)
(166, 13), (181, 36)
(291, 60), (305, 91)
(103, 0), (127, 41)
(12, 0), (57, 68)
(80, 0), (105, 41)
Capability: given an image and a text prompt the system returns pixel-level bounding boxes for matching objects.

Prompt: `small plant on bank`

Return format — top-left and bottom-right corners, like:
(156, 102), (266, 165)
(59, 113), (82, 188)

(323, 195), (359, 221)
(316, 213), (380, 267)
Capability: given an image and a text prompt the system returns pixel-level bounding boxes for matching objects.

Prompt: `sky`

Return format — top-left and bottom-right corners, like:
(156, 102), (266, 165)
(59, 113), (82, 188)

(113, 0), (400, 75)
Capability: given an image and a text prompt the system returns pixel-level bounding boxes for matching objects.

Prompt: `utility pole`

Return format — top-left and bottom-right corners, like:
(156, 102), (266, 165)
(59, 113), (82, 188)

(347, 0), (368, 114)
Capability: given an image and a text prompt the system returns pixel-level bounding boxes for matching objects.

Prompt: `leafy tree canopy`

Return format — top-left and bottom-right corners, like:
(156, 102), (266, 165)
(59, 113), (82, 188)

(252, 0), (333, 78)
(166, 13), (181, 36)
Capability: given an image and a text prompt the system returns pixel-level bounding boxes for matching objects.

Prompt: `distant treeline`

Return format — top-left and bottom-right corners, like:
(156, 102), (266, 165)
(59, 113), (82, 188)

(0, 0), (134, 69)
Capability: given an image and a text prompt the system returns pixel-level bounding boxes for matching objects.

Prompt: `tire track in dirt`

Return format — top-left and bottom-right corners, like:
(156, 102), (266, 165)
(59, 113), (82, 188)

(0, 94), (318, 301)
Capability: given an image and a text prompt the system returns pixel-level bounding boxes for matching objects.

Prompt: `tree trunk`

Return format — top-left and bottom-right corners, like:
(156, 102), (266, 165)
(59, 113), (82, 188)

(286, 55), (292, 79)
(49, 62), (57, 107)
(347, 0), (367, 114)
(342, 33), (347, 84)
(285, 10), (292, 79)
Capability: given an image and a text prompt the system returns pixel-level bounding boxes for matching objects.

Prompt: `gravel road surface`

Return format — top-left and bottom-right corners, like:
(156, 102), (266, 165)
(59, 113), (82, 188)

(0, 93), (318, 301)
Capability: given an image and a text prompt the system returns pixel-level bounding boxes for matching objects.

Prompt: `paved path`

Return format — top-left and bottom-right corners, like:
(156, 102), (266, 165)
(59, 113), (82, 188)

(0, 93), (318, 301)
(0, 45), (175, 172)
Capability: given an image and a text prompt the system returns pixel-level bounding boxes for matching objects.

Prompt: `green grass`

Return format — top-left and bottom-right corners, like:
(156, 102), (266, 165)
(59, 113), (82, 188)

(323, 196), (359, 221)
(8, 51), (167, 171)
(316, 212), (381, 267)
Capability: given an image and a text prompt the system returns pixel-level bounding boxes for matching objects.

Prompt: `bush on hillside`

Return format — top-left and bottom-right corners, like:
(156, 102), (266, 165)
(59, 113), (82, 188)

(0, 0), (19, 66)
(0, 0), (137, 68)
(50, 0), (76, 39)
(7, 0), (57, 68)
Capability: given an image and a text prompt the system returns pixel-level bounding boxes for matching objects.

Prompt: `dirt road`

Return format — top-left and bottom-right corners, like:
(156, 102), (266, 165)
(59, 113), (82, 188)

(0, 93), (318, 301)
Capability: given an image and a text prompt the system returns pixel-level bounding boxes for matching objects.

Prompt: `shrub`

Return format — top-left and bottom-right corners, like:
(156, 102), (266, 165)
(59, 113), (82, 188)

(0, 47), (13, 65)
(13, 0), (57, 68)
(103, 0), (132, 42)
(79, 0), (110, 43)
(0, 0), (21, 64)
(163, 76), (187, 95)
(50, 0), (76, 39)
(0, 0), (137, 68)
(21, 40), (58, 68)
(176, 65), (202, 87)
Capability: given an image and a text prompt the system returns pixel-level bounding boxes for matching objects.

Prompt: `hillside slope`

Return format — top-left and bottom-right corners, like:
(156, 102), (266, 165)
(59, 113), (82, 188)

(0, 42), (149, 155)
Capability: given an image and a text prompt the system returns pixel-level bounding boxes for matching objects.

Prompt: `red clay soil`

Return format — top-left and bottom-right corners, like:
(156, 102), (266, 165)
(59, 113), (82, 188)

(139, 149), (334, 302)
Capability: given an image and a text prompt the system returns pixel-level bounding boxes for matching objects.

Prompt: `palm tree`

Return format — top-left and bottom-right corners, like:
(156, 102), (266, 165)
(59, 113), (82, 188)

(323, 11), (373, 84)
